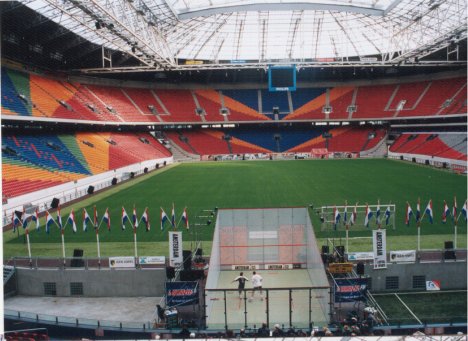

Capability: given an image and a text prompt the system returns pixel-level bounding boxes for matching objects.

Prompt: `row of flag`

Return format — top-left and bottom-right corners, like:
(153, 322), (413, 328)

(333, 201), (392, 229)
(12, 204), (190, 234)
(405, 197), (467, 226)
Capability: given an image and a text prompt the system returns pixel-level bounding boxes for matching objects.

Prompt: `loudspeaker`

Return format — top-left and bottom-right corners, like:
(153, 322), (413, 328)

(51, 198), (60, 209)
(130, 172), (135, 178)
(357, 262), (365, 275)
(71, 249), (84, 267)
(111, 178), (117, 185)
(156, 163), (159, 169)
(336, 246), (345, 262)
(444, 250), (456, 260)
(163, 161), (166, 166)
(195, 248), (203, 256)
(180, 269), (205, 281)
(443, 162), (447, 169)
(183, 250), (192, 270)
(444, 241), (454, 249)
(87, 186), (94, 194)
(321, 245), (329, 254)
(144, 167), (148, 174)
(166, 266), (175, 279)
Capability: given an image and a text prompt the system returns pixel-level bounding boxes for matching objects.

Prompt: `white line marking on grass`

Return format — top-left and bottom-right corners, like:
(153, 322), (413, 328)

(394, 293), (422, 324)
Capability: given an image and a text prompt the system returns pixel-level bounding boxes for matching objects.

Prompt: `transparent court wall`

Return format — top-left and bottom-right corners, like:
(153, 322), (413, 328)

(205, 207), (330, 330)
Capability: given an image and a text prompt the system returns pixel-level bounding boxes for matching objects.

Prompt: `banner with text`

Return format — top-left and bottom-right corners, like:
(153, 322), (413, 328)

(389, 250), (416, 263)
(334, 278), (368, 302)
(109, 256), (135, 268)
(169, 231), (183, 267)
(372, 229), (387, 269)
(166, 281), (199, 307)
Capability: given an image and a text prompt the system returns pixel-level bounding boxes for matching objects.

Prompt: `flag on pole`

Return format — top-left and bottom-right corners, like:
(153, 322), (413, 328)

(83, 208), (91, 231)
(102, 208), (111, 230)
(333, 206), (341, 229)
(56, 206), (63, 230)
(31, 209), (40, 231)
(452, 197), (457, 222)
(405, 202), (413, 225)
(93, 206), (99, 229)
(141, 208), (150, 231)
(22, 210), (31, 229)
(385, 205), (391, 226)
(416, 198), (421, 223)
(171, 203), (176, 228)
(12, 211), (21, 233)
(122, 207), (129, 230)
(161, 208), (169, 230)
(376, 201), (381, 225)
(67, 209), (77, 233)
(462, 200), (467, 220)
(442, 200), (450, 223)
(45, 211), (55, 234)
(181, 207), (189, 230)
(425, 200), (433, 224)
(350, 204), (357, 225)
(343, 202), (348, 224)
(132, 206), (139, 228)
(364, 205), (373, 227)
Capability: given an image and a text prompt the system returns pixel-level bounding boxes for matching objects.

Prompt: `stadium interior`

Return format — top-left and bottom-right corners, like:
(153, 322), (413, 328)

(1, 0), (467, 339)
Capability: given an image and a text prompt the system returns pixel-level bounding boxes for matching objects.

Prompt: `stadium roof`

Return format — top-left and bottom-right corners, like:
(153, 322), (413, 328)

(15, 0), (468, 71)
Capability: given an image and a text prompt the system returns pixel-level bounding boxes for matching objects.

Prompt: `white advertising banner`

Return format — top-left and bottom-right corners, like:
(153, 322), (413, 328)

(169, 231), (183, 267)
(109, 256), (135, 268)
(347, 252), (374, 261)
(389, 250), (416, 263)
(139, 256), (166, 265)
(372, 229), (387, 269)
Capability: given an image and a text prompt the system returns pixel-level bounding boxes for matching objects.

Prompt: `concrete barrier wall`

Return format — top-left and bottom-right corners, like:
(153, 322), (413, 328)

(16, 268), (167, 297)
(364, 261), (467, 292)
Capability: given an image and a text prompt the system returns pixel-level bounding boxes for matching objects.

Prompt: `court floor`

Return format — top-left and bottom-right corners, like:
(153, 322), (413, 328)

(205, 269), (329, 329)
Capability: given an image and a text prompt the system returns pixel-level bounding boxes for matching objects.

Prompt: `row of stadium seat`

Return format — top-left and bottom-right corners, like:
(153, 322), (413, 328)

(390, 133), (467, 160)
(2, 67), (466, 123)
(2, 132), (171, 198)
(166, 127), (386, 155)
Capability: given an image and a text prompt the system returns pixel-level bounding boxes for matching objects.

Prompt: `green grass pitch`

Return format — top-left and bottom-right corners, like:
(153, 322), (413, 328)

(3, 159), (467, 258)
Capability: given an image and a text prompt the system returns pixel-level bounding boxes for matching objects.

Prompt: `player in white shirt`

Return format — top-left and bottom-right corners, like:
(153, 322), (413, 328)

(250, 271), (263, 301)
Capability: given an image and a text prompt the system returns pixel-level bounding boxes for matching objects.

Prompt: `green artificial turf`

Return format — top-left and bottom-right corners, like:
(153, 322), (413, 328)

(4, 159), (467, 258)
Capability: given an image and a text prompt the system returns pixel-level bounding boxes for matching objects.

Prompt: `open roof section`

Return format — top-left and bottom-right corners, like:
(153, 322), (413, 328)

(20, 0), (467, 71)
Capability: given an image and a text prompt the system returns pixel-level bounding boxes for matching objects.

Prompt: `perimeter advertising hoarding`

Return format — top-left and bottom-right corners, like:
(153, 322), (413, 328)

(166, 281), (199, 307)
(334, 278), (368, 302)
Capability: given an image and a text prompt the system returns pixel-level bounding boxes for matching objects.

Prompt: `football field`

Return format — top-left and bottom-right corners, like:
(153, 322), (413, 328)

(3, 159), (467, 258)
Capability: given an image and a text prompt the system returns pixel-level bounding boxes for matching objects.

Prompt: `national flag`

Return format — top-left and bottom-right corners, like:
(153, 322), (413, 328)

(93, 206), (98, 229)
(376, 201), (381, 225)
(141, 208), (150, 231)
(442, 200), (450, 223)
(12, 211), (21, 233)
(385, 206), (391, 225)
(425, 200), (433, 224)
(67, 209), (77, 233)
(122, 207), (129, 230)
(364, 205), (373, 227)
(22, 210), (31, 229)
(333, 206), (341, 229)
(452, 197), (457, 222)
(161, 208), (169, 230)
(45, 211), (55, 234)
(31, 209), (40, 231)
(405, 203), (413, 226)
(462, 200), (467, 220)
(56, 206), (63, 230)
(83, 208), (91, 231)
(171, 203), (176, 228)
(350, 204), (357, 225)
(416, 199), (421, 223)
(181, 207), (189, 230)
(132, 206), (139, 228)
(102, 208), (111, 230)
(343, 202), (348, 224)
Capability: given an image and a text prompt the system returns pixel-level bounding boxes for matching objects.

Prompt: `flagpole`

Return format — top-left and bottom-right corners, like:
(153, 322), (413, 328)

(454, 215), (458, 249)
(96, 228), (101, 267)
(417, 221), (421, 251)
(133, 226), (138, 259)
(25, 229), (32, 267)
(61, 229), (66, 266)
(345, 224), (349, 253)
